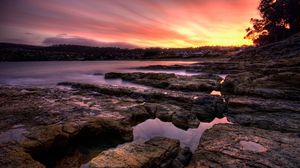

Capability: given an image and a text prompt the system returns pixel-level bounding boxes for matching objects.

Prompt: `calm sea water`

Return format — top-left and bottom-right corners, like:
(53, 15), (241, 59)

(0, 61), (199, 87)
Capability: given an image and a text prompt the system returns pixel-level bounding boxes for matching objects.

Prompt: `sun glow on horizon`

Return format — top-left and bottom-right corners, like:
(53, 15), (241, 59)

(0, 0), (259, 48)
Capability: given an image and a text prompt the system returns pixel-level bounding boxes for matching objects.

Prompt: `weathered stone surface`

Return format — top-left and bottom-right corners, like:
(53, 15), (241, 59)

(0, 146), (44, 168)
(58, 81), (215, 103)
(188, 124), (300, 168)
(105, 72), (223, 92)
(171, 147), (192, 168)
(226, 96), (300, 132)
(128, 102), (200, 129)
(0, 86), (137, 168)
(89, 137), (180, 168)
(222, 71), (300, 100)
(137, 62), (245, 74)
(0, 118), (133, 168)
(0, 84), (227, 167)
(219, 52), (300, 134)
(59, 82), (227, 127)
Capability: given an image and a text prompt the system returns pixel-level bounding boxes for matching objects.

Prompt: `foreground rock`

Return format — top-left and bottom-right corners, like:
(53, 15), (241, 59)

(222, 70), (300, 100)
(0, 86), (137, 167)
(105, 72), (223, 92)
(0, 118), (133, 168)
(222, 34), (300, 100)
(219, 54), (300, 133)
(188, 124), (300, 168)
(226, 95), (300, 132)
(59, 82), (227, 128)
(0, 83), (227, 167)
(89, 137), (191, 168)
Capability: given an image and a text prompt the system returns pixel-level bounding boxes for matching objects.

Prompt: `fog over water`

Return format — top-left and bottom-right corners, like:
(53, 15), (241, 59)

(0, 61), (199, 87)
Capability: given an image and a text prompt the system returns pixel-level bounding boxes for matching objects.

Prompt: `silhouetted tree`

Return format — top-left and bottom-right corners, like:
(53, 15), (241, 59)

(246, 0), (300, 45)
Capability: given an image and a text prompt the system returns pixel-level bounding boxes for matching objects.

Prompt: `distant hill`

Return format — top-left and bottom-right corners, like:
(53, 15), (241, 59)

(0, 43), (146, 61)
(0, 43), (239, 61)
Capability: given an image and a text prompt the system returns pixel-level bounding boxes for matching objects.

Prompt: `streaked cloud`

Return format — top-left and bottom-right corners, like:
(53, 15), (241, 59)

(0, 0), (260, 48)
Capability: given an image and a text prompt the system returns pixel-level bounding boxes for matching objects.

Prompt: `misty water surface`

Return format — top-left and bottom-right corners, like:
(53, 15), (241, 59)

(0, 61), (199, 87)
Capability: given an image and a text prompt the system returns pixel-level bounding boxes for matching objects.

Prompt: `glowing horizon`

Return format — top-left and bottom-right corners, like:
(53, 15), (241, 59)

(0, 0), (260, 48)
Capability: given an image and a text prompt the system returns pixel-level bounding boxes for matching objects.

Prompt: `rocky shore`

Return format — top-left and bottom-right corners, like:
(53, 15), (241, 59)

(0, 34), (300, 167)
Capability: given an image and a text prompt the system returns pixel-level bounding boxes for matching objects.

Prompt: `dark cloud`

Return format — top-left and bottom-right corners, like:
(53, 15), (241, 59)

(42, 35), (138, 49)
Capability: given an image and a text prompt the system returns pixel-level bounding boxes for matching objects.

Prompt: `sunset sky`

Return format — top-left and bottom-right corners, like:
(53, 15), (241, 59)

(0, 0), (260, 48)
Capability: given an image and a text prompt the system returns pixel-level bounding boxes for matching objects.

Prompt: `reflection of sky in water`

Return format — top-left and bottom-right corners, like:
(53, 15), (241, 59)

(210, 90), (221, 96)
(126, 69), (201, 76)
(218, 74), (227, 79)
(0, 61), (198, 87)
(133, 117), (230, 152)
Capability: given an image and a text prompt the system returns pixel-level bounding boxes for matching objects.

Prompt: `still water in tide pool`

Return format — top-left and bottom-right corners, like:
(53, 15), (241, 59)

(133, 117), (230, 152)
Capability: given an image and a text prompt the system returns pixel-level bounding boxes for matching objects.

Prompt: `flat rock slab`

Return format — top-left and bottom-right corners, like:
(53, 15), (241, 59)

(59, 82), (227, 128)
(226, 95), (300, 132)
(136, 62), (244, 74)
(188, 124), (300, 168)
(89, 137), (180, 168)
(222, 60), (300, 101)
(105, 72), (223, 92)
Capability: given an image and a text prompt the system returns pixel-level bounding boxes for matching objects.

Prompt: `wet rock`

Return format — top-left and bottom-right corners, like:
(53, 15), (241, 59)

(172, 110), (200, 129)
(19, 118), (133, 168)
(0, 84), (227, 167)
(59, 82), (227, 124)
(89, 137), (180, 168)
(188, 124), (300, 168)
(128, 103), (200, 129)
(137, 62), (244, 74)
(127, 104), (155, 124)
(226, 96), (300, 132)
(191, 95), (226, 122)
(0, 146), (44, 168)
(105, 72), (222, 92)
(222, 71), (300, 100)
(0, 86), (137, 167)
(105, 72), (176, 81)
(171, 147), (192, 168)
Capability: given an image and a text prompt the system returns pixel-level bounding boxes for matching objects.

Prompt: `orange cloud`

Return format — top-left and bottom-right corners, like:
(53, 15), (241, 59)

(0, 0), (260, 48)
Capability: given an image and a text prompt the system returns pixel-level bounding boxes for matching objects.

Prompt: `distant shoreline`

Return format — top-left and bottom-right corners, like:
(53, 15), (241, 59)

(0, 42), (239, 62)
(0, 57), (230, 63)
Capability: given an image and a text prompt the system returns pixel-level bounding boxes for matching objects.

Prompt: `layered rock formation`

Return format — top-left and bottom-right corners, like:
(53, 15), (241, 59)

(188, 124), (300, 168)
(0, 82), (226, 167)
(105, 72), (223, 92)
(89, 137), (188, 168)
